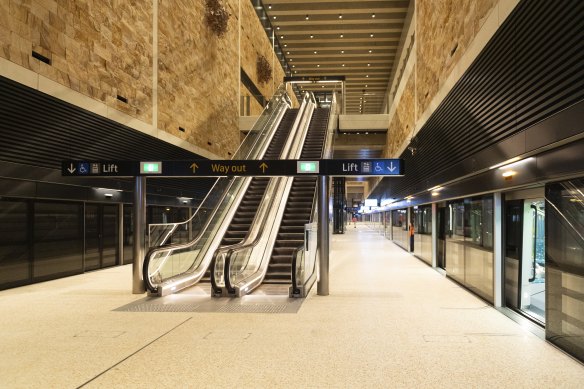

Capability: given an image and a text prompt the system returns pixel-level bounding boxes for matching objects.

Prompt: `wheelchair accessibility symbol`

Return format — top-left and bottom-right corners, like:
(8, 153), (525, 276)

(78, 162), (90, 175)
(374, 162), (384, 173)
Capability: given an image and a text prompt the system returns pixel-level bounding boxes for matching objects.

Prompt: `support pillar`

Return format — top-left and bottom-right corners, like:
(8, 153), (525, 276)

(317, 175), (330, 296)
(493, 192), (503, 307)
(132, 176), (146, 294)
(431, 203), (437, 268)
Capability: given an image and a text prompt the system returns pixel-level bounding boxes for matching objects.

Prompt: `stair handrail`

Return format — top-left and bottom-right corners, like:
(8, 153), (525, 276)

(220, 92), (317, 296)
(147, 85), (290, 248)
(143, 86), (291, 295)
(290, 91), (338, 297)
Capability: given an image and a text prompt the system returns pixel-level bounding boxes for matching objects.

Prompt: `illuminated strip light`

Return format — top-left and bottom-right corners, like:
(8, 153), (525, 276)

(490, 157), (534, 170)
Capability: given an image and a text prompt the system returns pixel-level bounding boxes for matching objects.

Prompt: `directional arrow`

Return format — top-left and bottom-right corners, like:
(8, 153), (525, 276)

(387, 162), (396, 172)
(67, 163), (76, 174)
(259, 162), (268, 173)
(190, 162), (199, 173)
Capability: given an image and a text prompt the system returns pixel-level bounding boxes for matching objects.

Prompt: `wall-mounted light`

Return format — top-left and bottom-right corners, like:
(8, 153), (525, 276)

(104, 193), (113, 198)
(490, 156), (534, 170)
(502, 170), (517, 178)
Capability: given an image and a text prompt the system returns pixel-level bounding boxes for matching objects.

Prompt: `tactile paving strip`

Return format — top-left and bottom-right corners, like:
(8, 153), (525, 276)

(114, 303), (201, 312)
(217, 304), (289, 314)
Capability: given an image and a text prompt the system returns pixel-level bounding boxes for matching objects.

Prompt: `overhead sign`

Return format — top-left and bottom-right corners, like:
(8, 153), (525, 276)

(284, 75), (345, 83)
(62, 159), (403, 177)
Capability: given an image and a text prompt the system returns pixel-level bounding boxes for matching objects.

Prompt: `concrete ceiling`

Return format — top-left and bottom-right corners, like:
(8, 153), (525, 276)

(262, 0), (411, 115)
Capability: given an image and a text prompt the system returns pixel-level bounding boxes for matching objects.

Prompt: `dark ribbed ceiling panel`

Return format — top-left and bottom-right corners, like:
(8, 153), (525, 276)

(0, 76), (216, 197)
(374, 0), (584, 199)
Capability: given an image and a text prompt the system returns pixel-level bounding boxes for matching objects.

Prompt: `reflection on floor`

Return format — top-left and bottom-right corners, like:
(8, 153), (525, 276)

(115, 282), (303, 313)
(1, 223), (583, 388)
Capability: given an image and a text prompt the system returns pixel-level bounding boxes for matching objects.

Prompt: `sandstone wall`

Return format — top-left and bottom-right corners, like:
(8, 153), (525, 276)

(385, 0), (498, 158)
(0, 0), (292, 159)
(387, 72), (415, 157)
(0, 0), (153, 122)
(240, 0), (287, 101)
(416, 0), (497, 120)
(157, 0), (239, 158)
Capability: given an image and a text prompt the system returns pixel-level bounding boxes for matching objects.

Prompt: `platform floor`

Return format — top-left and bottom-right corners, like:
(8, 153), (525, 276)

(0, 224), (582, 388)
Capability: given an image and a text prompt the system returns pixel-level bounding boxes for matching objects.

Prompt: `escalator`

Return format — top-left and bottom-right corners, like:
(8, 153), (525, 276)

(263, 108), (330, 284)
(201, 109), (298, 281)
(143, 86), (293, 296)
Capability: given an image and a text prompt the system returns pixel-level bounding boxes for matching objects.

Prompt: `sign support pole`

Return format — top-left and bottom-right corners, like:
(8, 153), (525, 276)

(317, 175), (330, 296)
(132, 176), (146, 294)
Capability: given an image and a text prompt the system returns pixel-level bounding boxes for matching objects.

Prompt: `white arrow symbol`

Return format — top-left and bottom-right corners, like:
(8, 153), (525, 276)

(387, 162), (396, 172)
(67, 163), (76, 174)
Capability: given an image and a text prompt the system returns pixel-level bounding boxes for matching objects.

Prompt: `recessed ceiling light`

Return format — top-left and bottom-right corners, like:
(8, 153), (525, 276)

(310, 35), (314, 38)
(342, 64), (345, 67)
(290, 58), (293, 61)
(286, 51), (290, 54)
(294, 70), (297, 73)
(284, 44), (287, 47)
(317, 64), (320, 67)
(367, 63), (371, 66)
(341, 50), (344, 54)
(281, 36), (284, 39)
(277, 26), (280, 30)
(322, 85), (324, 88)
(372, 13), (375, 18)
(366, 75), (369, 78)
(305, 15), (309, 20)
(365, 85), (368, 87)
(338, 14), (343, 19)
(292, 65), (295, 67)
(369, 49), (372, 53)
(268, 4), (272, 9)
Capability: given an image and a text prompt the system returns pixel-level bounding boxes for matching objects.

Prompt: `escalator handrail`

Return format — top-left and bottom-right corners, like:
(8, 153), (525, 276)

(147, 85), (290, 247)
(143, 177), (237, 293)
(210, 176), (283, 292)
(290, 244), (304, 296)
(291, 98), (336, 294)
(221, 93), (317, 293)
(143, 87), (291, 293)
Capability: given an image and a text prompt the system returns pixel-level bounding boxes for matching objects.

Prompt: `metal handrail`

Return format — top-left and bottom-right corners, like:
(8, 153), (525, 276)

(290, 92), (337, 296)
(210, 176), (282, 295)
(220, 92), (316, 296)
(147, 84), (290, 248)
(143, 86), (291, 294)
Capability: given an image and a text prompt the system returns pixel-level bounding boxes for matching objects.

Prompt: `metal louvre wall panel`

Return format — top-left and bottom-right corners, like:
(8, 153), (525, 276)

(373, 0), (584, 200)
(0, 76), (215, 198)
(0, 76), (208, 165)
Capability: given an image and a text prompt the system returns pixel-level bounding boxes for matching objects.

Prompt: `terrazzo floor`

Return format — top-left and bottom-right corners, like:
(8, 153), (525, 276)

(0, 223), (582, 388)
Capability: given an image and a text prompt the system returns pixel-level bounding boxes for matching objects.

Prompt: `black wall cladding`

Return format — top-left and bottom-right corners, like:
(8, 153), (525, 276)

(374, 0), (584, 200)
(0, 76), (216, 197)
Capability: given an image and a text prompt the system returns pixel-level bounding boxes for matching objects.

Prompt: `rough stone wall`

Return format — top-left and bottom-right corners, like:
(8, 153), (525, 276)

(157, 0), (239, 158)
(0, 0), (153, 122)
(240, 0), (286, 100)
(240, 82), (264, 116)
(416, 0), (497, 119)
(387, 72), (415, 157)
